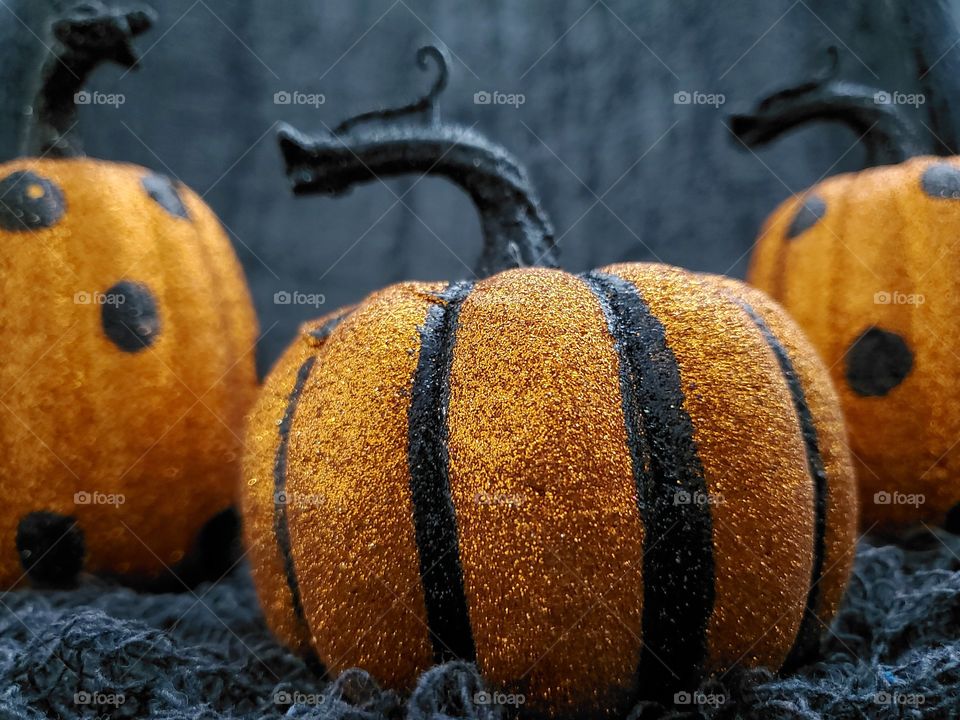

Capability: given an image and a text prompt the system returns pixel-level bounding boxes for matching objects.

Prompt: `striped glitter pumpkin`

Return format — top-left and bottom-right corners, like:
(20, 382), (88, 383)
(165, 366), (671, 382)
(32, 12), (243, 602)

(243, 265), (857, 717)
(242, 49), (857, 718)
(734, 61), (960, 529)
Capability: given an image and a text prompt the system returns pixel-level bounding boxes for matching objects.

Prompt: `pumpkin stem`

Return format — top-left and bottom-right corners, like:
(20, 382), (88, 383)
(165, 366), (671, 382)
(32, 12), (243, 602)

(729, 47), (929, 166)
(24, 1), (156, 158)
(276, 45), (558, 278)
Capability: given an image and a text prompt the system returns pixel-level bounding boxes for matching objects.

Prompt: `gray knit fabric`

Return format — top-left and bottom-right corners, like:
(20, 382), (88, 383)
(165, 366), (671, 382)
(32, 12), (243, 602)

(2, 528), (958, 719)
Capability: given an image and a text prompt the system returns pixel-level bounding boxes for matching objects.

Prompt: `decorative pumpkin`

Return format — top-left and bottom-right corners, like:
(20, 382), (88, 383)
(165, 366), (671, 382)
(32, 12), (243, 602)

(0, 3), (258, 588)
(733, 53), (960, 530)
(242, 48), (857, 718)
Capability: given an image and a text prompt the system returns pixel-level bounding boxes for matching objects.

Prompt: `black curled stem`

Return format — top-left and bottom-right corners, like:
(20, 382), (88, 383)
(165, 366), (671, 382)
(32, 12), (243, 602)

(277, 45), (558, 278)
(24, 0), (156, 158)
(730, 47), (929, 167)
(331, 45), (449, 134)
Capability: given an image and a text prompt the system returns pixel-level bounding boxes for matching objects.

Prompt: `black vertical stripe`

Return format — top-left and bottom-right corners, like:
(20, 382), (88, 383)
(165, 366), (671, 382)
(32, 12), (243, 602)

(582, 271), (715, 700)
(273, 356), (317, 626)
(273, 313), (347, 625)
(407, 281), (477, 664)
(731, 295), (829, 669)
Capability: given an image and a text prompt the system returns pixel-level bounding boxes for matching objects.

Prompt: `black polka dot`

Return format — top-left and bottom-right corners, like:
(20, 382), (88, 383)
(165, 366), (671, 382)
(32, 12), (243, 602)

(786, 194), (826, 239)
(845, 326), (913, 397)
(114, 508), (241, 592)
(0, 171), (65, 231)
(921, 163), (960, 200)
(101, 280), (161, 352)
(173, 507), (241, 587)
(16, 511), (85, 587)
(142, 173), (189, 219)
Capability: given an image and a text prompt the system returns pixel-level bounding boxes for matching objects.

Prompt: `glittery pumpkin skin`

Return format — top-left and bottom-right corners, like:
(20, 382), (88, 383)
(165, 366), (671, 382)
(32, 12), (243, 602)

(748, 156), (960, 529)
(448, 270), (642, 715)
(241, 308), (354, 654)
(612, 265), (814, 674)
(705, 274), (858, 657)
(0, 157), (258, 586)
(243, 265), (856, 718)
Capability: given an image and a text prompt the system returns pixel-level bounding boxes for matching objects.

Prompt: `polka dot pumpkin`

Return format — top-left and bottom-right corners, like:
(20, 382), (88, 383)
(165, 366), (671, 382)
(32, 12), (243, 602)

(750, 159), (960, 529)
(243, 53), (859, 719)
(734, 61), (960, 530)
(0, 4), (257, 588)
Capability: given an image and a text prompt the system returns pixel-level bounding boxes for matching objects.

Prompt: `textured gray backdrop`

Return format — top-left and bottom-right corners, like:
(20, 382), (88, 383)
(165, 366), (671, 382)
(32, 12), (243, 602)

(2, 0), (957, 373)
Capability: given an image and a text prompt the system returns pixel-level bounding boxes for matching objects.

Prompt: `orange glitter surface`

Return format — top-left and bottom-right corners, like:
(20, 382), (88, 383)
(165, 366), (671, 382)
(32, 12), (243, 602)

(448, 268), (643, 718)
(241, 309), (352, 652)
(606, 264), (816, 672)
(748, 156), (960, 528)
(712, 278), (858, 634)
(242, 263), (858, 717)
(284, 283), (444, 688)
(0, 157), (257, 586)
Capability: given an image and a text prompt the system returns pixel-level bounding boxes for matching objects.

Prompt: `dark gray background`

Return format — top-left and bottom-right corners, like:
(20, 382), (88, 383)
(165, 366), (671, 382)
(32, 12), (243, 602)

(2, 0), (957, 374)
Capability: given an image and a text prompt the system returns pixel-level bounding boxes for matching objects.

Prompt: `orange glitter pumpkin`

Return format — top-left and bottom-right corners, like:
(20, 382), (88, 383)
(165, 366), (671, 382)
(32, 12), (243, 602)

(241, 50), (858, 719)
(734, 58), (960, 530)
(0, 5), (257, 588)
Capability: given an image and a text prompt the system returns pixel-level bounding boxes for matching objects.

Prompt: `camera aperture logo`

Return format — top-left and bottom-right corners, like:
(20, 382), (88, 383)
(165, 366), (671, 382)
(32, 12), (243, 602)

(74, 90), (125, 108)
(274, 90), (326, 108)
(674, 90), (725, 108)
(273, 290), (325, 308)
(474, 90), (525, 108)
(874, 290), (924, 306)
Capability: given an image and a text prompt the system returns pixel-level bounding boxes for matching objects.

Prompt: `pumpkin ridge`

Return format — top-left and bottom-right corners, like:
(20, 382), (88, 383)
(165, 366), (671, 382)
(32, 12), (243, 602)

(406, 280), (477, 665)
(728, 293), (828, 669)
(272, 355), (317, 633)
(581, 270), (714, 702)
